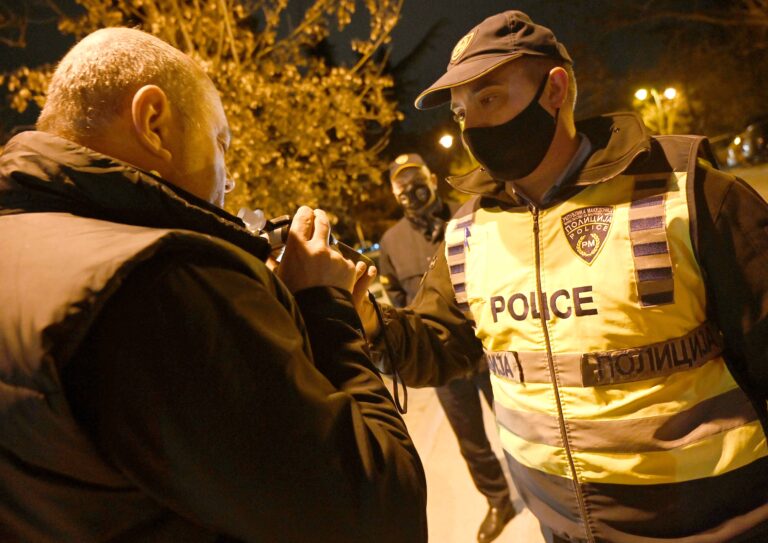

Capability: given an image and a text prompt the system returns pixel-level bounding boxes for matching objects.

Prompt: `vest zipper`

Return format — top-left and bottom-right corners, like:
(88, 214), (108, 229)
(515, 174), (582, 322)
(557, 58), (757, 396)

(531, 206), (595, 543)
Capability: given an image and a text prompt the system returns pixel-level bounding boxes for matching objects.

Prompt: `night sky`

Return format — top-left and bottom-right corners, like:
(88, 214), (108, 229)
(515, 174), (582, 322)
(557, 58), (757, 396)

(0, 0), (724, 134)
(379, 1), (604, 125)
(326, 0), (671, 130)
(320, 1), (603, 129)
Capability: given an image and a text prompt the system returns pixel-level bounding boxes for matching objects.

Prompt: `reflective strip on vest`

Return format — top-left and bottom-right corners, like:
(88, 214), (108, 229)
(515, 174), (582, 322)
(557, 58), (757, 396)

(445, 215), (475, 321)
(630, 174), (675, 306)
(486, 321), (723, 386)
(445, 162), (768, 493)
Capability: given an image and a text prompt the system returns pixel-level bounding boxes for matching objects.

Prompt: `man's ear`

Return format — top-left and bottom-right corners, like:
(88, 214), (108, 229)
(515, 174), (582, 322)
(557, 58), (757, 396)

(131, 85), (174, 163)
(545, 67), (568, 110)
(429, 173), (438, 189)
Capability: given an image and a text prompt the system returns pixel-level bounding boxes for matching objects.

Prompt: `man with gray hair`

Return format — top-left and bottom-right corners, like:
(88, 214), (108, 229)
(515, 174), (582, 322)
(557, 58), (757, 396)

(0, 27), (427, 542)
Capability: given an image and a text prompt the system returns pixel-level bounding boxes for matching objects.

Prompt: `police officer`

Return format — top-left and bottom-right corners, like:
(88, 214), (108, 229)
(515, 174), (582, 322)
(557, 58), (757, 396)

(378, 153), (516, 542)
(359, 10), (768, 543)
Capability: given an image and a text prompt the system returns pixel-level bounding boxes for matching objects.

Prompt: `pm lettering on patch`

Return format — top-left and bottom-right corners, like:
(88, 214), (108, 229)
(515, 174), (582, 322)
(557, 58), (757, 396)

(561, 206), (614, 265)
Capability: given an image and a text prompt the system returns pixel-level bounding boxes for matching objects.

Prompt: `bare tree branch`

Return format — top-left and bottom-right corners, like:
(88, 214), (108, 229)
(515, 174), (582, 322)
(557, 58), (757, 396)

(352, 0), (402, 73)
(170, 0), (194, 53)
(219, 0), (240, 69)
(0, 0), (29, 48)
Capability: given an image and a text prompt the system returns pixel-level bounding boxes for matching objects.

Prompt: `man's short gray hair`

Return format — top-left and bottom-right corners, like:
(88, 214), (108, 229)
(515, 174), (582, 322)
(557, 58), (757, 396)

(37, 27), (211, 139)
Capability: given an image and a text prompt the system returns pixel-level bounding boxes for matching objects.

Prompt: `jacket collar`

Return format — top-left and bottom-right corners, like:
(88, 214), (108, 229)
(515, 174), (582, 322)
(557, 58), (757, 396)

(447, 112), (651, 206)
(0, 131), (270, 260)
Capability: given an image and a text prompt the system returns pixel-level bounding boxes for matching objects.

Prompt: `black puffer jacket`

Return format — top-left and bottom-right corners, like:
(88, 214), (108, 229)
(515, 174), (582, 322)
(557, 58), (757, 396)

(0, 131), (427, 543)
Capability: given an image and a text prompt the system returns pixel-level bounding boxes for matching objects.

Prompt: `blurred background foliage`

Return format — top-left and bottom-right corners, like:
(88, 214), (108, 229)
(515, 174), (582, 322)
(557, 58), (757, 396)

(0, 0), (404, 238)
(3, 0), (768, 243)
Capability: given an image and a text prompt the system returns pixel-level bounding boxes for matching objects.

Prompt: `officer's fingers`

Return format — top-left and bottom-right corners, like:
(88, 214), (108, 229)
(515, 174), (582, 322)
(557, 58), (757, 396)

(289, 206), (315, 242)
(354, 261), (367, 280)
(353, 267), (380, 338)
(352, 264), (377, 306)
(365, 264), (378, 287)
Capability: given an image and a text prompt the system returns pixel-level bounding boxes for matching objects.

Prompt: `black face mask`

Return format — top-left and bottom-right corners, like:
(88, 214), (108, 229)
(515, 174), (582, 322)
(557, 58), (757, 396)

(462, 74), (557, 180)
(396, 179), (446, 242)
(397, 181), (436, 213)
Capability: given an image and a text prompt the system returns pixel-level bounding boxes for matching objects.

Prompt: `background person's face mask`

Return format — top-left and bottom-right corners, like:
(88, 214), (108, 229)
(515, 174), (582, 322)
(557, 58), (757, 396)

(395, 174), (447, 242)
(462, 73), (557, 180)
(397, 179), (436, 213)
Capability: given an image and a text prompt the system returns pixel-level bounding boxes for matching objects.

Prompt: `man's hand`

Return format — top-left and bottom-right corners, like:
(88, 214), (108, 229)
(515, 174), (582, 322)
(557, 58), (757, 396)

(277, 206), (360, 294)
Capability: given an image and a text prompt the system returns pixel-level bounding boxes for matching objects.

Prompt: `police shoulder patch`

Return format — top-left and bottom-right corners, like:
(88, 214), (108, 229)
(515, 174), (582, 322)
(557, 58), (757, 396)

(561, 206), (614, 265)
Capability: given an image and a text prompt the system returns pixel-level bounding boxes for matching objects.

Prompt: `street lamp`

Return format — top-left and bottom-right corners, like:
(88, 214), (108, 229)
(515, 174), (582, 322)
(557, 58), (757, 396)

(633, 86), (680, 135)
(439, 134), (454, 149)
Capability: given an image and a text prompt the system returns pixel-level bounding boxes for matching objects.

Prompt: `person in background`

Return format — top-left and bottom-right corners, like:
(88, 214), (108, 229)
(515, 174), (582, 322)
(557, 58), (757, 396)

(378, 153), (516, 543)
(0, 27), (427, 543)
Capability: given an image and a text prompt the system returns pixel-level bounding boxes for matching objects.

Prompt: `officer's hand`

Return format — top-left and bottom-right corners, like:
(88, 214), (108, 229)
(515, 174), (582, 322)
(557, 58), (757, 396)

(354, 278), (382, 339)
(352, 263), (377, 308)
(277, 206), (358, 294)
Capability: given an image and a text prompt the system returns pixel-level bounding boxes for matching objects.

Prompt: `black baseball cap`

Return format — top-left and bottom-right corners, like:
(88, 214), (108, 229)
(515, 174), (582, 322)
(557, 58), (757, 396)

(415, 10), (572, 110)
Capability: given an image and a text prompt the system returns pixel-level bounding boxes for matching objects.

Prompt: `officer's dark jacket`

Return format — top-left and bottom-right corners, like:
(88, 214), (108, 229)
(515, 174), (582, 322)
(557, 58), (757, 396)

(0, 131), (427, 543)
(376, 113), (768, 542)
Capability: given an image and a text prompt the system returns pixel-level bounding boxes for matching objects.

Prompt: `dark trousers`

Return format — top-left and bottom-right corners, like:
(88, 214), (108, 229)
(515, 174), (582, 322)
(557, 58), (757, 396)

(435, 369), (511, 507)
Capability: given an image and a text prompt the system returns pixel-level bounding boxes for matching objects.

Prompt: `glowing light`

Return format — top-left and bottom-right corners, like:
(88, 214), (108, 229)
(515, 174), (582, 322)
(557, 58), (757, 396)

(663, 87), (677, 100)
(634, 88), (649, 101)
(734, 136), (742, 145)
(439, 134), (454, 149)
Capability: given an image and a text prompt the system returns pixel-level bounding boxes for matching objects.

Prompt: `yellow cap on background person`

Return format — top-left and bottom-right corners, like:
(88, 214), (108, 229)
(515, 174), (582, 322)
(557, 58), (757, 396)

(388, 153), (428, 181)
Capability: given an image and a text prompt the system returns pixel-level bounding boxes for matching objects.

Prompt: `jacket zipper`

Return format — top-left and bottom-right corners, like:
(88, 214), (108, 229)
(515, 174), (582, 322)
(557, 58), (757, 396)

(531, 207), (595, 543)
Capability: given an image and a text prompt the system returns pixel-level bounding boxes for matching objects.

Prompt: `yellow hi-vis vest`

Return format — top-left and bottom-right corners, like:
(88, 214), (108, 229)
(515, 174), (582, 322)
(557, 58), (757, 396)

(444, 136), (768, 542)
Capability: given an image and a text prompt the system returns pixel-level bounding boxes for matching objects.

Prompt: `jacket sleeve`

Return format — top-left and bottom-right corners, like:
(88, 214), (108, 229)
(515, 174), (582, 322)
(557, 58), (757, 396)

(694, 165), (768, 399)
(377, 242), (408, 308)
(62, 251), (427, 543)
(373, 241), (485, 387)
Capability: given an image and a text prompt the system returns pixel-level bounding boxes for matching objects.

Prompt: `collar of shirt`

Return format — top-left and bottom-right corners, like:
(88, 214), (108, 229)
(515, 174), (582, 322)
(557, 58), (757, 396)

(540, 133), (593, 205)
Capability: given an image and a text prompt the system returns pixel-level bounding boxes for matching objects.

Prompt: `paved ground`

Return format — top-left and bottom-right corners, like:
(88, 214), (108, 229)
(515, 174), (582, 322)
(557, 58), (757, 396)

(389, 381), (547, 543)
